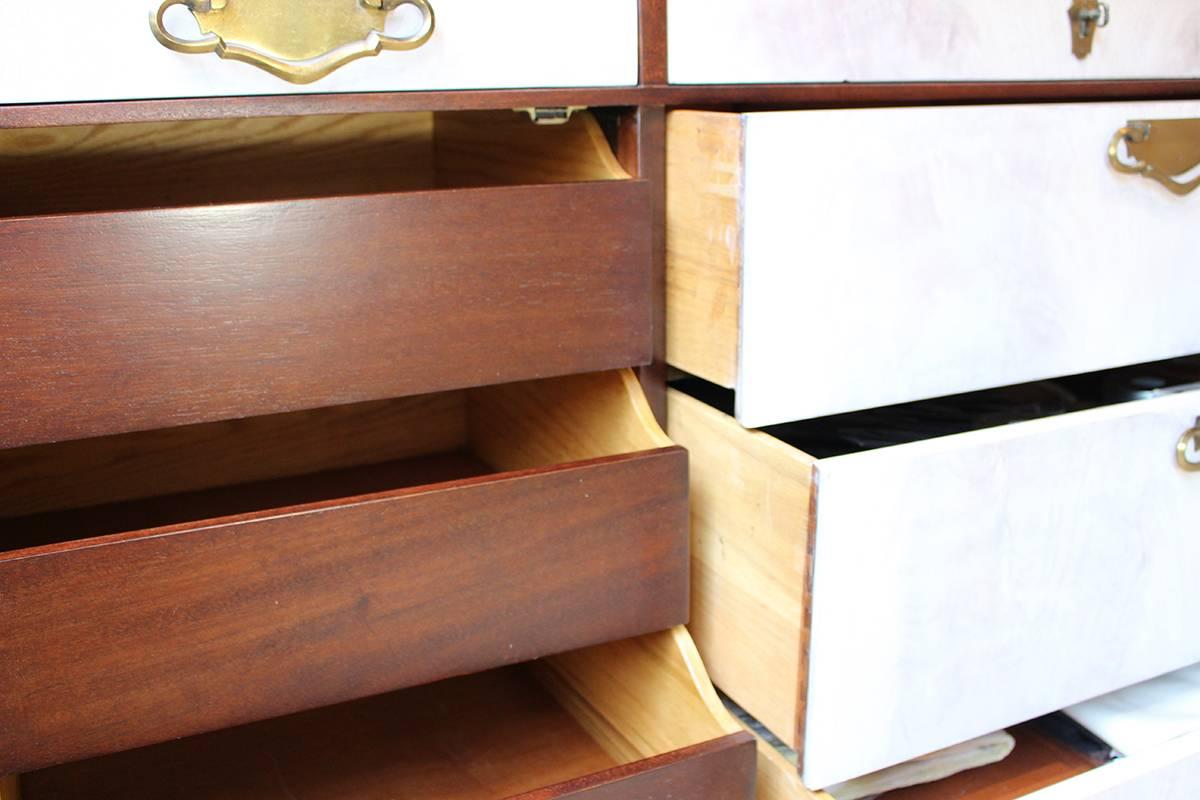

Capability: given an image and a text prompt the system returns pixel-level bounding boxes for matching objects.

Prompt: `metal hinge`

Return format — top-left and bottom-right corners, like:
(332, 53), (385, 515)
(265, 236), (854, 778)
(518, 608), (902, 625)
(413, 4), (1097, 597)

(514, 106), (587, 126)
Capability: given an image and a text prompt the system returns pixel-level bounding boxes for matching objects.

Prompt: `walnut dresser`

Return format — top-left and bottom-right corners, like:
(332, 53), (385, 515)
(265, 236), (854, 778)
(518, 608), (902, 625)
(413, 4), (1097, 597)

(1, 4), (1198, 800)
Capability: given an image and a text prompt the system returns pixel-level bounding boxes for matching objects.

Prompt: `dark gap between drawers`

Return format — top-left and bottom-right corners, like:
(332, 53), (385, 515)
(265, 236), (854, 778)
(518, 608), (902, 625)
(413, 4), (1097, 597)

(672, 354), (1200, 458)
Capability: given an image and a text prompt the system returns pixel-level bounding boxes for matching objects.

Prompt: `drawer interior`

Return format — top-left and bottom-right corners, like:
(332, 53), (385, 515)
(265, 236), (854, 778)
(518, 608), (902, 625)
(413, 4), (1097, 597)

(676, 355), (1200, 459)
(0, 109), (629, 217)
(0, 368), (669, 554)
(13, 628), (743, 799)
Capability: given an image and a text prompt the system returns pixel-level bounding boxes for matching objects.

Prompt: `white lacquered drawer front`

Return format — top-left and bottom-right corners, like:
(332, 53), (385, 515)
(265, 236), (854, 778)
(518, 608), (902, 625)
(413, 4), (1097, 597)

(668, 0), (1200, 85)
(0, 1), (638, 104)
(804, 387), (1200, 790)
(666, 102), (1200, 427)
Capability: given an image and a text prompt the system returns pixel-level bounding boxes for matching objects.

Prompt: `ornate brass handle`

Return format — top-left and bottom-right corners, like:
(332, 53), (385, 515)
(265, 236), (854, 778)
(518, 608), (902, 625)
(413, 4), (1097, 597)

(1109, 119), (1200, 196)
(150, 0), (435, 84)
(1179, 419), (1200, 472)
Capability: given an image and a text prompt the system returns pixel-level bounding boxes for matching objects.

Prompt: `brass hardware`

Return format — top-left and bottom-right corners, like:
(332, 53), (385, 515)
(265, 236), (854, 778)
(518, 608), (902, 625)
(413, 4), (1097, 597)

(149, 0), (435, 84)
(1109, 119), (1200, 196)
(1068, 0), (1109, 59)
(515, 107), (588, 126)
(1178, 419), (1200, 472)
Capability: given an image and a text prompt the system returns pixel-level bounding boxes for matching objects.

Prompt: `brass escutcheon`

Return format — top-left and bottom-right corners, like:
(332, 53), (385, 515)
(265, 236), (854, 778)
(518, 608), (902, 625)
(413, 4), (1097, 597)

(150, 0), (435, 84)
(1068, 0), (1109, 59)
(1109, 119), (1200, 196)
(1179, 420), (1200, 472)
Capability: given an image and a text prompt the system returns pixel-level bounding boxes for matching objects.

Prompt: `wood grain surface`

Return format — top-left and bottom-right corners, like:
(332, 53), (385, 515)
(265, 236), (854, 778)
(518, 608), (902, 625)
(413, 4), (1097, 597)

(664, 110), (743, 388)
(666, 388), (816, 752)
(0, 180), (651, 448)
(5, 80), (1200, 129)
(0, 446), (688, 773)
(880, 722), (1101, 799)
(513, 734), (757, 800)
(0, 391), (466, 520)
(20, 635), (754, 800)
(20, 667), (621, 800)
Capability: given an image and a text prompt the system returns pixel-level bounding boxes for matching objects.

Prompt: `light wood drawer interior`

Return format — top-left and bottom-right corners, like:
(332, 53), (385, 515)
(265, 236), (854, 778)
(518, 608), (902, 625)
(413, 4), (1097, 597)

(5, 628), (755, 800)
(667, 104), (1200, 427)
(0, 369), (690, 773)
(0, 110), (653, 448)
(669, 356), (1200, 791)
(0, 109), (629, 217)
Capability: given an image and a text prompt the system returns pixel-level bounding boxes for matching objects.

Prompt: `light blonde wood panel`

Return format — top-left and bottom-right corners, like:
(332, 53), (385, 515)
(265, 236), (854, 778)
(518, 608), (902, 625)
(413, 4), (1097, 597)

(668, 388), (815, 750)
(538, 627), (740, 764)
(434, 110), (630, 188)
(665, 111), (744, 387)
(0, 392), (467, 519)
(469, 369), (672, 472)
(0, 112), (436, 216)
(752, 736), (828, 800)
(0, 776), (17, 800)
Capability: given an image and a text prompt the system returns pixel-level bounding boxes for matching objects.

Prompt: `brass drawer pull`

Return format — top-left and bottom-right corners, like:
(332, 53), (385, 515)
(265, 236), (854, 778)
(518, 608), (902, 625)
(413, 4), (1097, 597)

(149, 0), (435, 84)
(1180, 419), (1200, 472)
(1109, 119), (1200, 196)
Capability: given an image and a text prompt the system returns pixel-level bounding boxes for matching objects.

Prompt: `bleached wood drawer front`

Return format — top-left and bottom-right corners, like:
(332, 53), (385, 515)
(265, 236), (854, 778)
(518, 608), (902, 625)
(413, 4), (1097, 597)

(668, 0), (1200, 85)
(667, 103), (1200, 427)
(0, 1), (638, 104)
(669, 383), (1200, 791)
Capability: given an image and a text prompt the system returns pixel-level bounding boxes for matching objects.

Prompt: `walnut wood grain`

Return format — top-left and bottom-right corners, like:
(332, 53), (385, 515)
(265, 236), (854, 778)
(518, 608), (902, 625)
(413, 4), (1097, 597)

(0, 392), (467, 520)
(879, 722), (1103, 799)
(0, 446), (688, 773)
(0, 180), (651, 449)
(20, 667), (621, 800)
(619, 106), (669, 424)
(513, 734), (757, 800)
(638, 0), (668, 86)
(20, 670), (752, 800)
(4, 80), (1200, 128)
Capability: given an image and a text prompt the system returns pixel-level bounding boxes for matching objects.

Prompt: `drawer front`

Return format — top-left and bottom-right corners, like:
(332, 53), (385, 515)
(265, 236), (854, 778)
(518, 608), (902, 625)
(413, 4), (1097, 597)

(13, 628), (756, 800)
(0, 1), (638, 103)
(1, 181), (651, 448)
(668, 0), (1200, 85)
(735, 101), (1200, 426)
(1023, 734), (1200, 799)
(803, 388), (1200, 789)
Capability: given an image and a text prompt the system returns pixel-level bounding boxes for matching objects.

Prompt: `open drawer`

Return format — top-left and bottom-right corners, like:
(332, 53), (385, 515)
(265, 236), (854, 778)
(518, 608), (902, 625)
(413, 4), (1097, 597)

(667, 103), (1200, 427)
(0, 369), (687, 774)
(668, 358), (1200, 791)
(0, 109), (650, 448)
(753, 709), (1200, 800)
(3, 628), (756, 800)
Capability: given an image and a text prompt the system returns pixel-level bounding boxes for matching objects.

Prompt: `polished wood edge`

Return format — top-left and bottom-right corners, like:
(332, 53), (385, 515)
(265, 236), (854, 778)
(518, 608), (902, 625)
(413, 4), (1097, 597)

(0, 176), (647, 224)
(638, 0), (667, 86)
(0, 445), (686, 563)
(508, 732), (757, 800)
(794, 461), (822, 769)
(5, 80), (1200, 128)
(620, 106), (668, 425)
